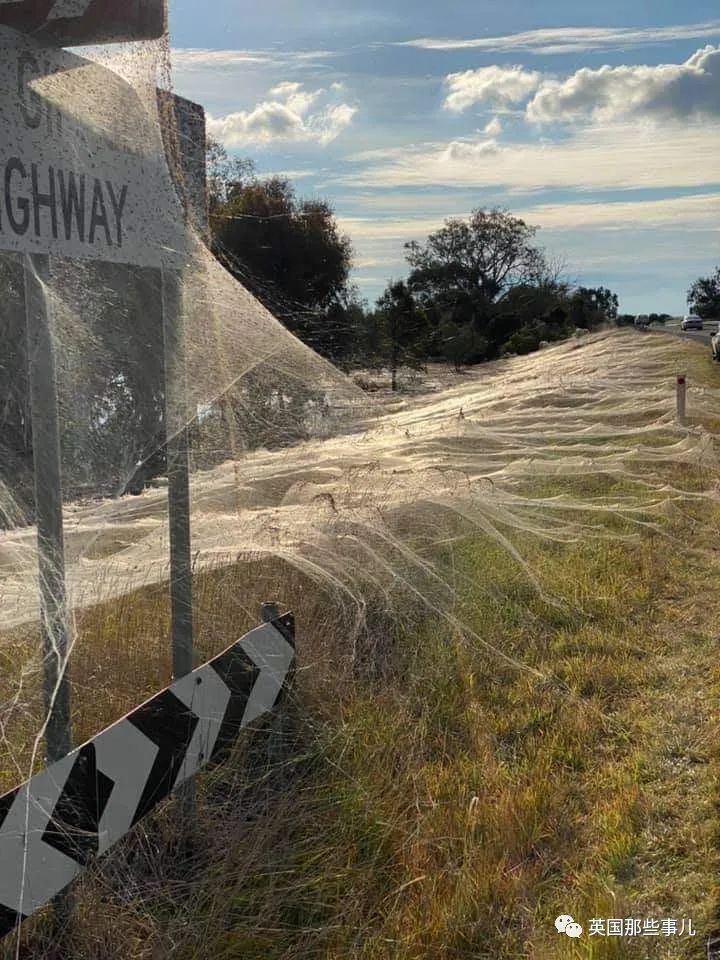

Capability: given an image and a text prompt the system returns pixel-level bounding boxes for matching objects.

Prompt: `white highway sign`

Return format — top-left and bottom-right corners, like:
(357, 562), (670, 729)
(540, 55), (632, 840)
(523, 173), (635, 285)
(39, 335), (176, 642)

(0, 614), (295, 938)
(0, 36), (189, 266)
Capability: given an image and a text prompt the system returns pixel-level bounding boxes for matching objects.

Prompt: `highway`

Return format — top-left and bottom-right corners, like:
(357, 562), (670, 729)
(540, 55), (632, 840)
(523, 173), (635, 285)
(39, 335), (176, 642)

(647, 318), (716, 347)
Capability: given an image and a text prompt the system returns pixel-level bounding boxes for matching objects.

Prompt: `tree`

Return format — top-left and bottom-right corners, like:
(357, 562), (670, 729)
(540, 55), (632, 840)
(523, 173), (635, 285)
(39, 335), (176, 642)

(208, 144), (354, 357)
(374, 282), (429, 390)
(206, 138), (256, 217)
(490, 277), (571, 344)
(322, 285), (369, 368)
(404, 209), (550, 362)
(687, 268), (720, 319)
(568, 286), (619, 328)
(406, 208), (545, 304)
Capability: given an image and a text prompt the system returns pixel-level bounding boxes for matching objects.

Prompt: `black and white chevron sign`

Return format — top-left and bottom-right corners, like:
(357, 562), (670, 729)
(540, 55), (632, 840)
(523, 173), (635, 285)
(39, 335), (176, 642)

(0, 613), (295, 940)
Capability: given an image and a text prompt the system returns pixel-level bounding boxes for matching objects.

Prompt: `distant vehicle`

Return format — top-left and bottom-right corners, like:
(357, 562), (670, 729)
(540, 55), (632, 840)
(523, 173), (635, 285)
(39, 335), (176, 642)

(634, 315), (651, 327)
(681, 315), (704, 331)
(711, 326), (720, 361)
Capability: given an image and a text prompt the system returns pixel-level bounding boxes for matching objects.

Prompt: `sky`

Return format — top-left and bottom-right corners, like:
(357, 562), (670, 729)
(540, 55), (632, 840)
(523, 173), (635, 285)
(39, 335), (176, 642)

(167, 1), (720, 315)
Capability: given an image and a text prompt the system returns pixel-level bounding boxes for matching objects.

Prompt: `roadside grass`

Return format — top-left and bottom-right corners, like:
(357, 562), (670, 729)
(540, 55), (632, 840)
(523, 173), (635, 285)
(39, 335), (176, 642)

(2, 486), (718, 959)
(1, 334), (719, 958)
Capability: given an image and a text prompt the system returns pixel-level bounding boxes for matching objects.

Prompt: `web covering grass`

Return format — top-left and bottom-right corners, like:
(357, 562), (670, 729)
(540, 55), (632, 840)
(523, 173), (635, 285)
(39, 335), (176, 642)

(0, 20), (719, 958)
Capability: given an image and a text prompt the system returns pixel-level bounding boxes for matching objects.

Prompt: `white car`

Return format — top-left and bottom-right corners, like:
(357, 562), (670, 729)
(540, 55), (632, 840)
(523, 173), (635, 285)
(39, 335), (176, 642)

(681, 314), (704, 331)
(634, 314), (651, 327)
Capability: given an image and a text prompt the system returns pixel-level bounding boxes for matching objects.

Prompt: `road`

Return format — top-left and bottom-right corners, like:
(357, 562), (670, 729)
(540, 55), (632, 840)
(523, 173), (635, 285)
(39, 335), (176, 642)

(653, 319), (715, 346)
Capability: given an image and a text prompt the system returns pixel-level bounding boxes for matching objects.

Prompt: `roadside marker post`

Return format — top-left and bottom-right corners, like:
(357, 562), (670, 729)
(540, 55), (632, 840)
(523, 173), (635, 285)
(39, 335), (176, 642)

(677, 374), (687, 425)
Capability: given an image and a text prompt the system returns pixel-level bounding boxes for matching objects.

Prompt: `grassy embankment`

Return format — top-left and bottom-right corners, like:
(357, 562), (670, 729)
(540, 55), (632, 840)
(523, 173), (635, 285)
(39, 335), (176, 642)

(1, 331), (719, 959)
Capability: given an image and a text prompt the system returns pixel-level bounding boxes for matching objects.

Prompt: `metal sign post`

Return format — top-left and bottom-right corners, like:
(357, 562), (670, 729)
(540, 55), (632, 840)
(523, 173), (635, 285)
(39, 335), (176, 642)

(22, 252), (71, 767)
(162, 268), (194, 684)
(162, 264), (196, 826)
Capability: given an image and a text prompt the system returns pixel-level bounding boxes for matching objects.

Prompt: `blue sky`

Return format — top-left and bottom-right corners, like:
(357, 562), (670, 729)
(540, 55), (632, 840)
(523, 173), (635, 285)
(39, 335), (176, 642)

(167, 1), (720, 314)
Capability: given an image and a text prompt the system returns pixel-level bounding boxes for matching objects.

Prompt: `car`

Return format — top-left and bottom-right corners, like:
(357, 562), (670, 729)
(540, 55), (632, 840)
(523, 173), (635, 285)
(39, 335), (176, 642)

(634, 315), (651, 327)
(681, 314), (704, 331)
(711, 326), (720, 361)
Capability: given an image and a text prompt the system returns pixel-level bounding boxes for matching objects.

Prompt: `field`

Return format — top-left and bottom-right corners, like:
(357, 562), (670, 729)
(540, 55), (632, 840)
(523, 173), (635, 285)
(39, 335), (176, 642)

(1, 329), (719, 959)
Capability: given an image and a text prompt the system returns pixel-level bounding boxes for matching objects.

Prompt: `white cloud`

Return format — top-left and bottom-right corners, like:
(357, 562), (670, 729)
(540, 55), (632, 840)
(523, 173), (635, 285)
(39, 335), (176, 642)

(171, 48), (334, 69)
(338, 217), (446, 241)
(273, 82), (323, 116)
(528, 45), (720, 122)
(208, 103), (303, 144)
(311, 103), (357, 145)
(207, 82), (356, 147)
(340, 189), (720, 225)
(519, 193), (720, 230)
(330, 120), (720, 192)
(441, 138), (499, 162)
(266, 168), (320, 180)
(354, 258), (383, 269)
(269, 81), (302, 98)
(395, 21), (720, 55)
(444, 66), (541, 112)
(339, 193), (720, 245)
(171, 48), (274, 68)
(483, 117), (503, 137)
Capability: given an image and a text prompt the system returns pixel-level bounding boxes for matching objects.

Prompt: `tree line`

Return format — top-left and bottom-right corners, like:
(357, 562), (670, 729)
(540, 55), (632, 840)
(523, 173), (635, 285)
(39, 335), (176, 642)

(208, 141), (625, 386)
(209, 141), (720, 387)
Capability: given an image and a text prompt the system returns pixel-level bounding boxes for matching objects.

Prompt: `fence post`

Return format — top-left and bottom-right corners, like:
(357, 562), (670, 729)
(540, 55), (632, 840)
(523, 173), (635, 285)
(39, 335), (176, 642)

(676, 374), (687, 425)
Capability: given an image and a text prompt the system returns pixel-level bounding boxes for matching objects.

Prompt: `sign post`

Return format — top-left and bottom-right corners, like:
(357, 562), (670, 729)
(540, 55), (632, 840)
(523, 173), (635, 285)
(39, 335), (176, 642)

(162, 266), (195, 822)
(23, 252), (71, 767)
(162, 268), (193, 686)
(0, 28), (192, 859)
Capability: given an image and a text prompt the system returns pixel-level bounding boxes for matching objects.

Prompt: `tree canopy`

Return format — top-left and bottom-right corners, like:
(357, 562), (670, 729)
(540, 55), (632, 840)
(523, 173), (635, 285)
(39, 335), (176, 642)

(687, 267), (720, 319)
(376, 208), (619, 365)
(373, 281), (430, 390)
(207, 139), (355, 358)
(406, 209), (546, 304)
(206, 154), (629, 377)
